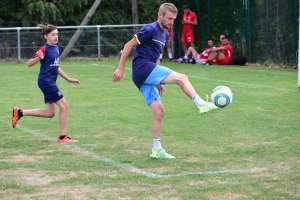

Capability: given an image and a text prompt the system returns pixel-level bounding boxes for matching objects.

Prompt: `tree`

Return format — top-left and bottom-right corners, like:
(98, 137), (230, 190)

(0, 0), (89, 27)
(132, 0), (139, 34)
(60, 0), (102, 59)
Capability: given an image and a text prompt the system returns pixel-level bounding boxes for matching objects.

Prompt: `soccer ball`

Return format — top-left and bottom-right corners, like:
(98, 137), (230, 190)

(211, 86), (233, 108)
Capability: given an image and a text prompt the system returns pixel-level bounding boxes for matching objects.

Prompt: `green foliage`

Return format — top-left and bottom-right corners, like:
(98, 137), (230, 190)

(0, 0), (88, 27)
(138, 0), (160, 23)
(90, 0), (132, 25)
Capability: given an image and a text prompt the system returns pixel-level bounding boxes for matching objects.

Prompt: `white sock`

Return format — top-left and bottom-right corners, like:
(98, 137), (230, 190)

(168, 53), (173, 59)
(184, 55), (188, 59)
(192, 94), (206, 106)
(160, 54), (163, 59)
(153, 139), (162, 150)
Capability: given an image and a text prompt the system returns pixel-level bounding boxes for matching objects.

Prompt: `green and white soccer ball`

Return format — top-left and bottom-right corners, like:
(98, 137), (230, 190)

(211, 86), (233, 108)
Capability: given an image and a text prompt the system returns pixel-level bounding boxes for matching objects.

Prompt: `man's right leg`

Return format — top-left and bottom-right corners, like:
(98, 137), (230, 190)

(181, 32), (188, 53)
(166, 40), (175, 61)
(161, 71), (219, 114)
(182, 43), (187, 54)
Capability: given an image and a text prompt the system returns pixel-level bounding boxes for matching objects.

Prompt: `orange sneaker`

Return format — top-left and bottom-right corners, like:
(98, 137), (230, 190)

(12, 107), (20, 128)
(58, 135), (79, 143)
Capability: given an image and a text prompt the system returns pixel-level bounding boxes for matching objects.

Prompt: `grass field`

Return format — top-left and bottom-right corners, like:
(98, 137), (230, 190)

(0, 60), (299, 199)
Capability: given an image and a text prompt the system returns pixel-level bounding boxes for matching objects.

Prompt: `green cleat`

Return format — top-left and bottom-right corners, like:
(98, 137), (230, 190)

(150, 148), (175, 159)
(198, 102), (219, 115)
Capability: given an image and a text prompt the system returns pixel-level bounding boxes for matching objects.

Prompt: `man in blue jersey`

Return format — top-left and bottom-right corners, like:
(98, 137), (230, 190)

(112, 3), (218, 159)
(12, 23), (80, 143)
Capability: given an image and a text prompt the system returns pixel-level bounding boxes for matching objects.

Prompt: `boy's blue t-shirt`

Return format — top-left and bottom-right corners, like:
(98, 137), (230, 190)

(31, 44), (60, 89)
(132, 22), (169, 89)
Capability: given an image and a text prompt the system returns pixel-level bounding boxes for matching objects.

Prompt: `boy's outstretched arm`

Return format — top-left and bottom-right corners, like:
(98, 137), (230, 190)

(58, 68), (80, 86)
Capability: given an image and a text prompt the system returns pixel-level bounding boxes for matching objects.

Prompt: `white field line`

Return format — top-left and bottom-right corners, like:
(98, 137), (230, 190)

(8, 123), (271, 178)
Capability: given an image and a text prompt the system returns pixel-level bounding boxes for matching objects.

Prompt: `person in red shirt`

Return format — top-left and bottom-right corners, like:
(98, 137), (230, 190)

(203, 34), (234, 65)
(181, 5), (197, 53)
(182, 38), (215, 64)
(160, 27), (176, 62)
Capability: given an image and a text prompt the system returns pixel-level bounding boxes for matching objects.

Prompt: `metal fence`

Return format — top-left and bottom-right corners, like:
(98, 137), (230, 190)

(0, 24), (145, 62)
(173, 0), (299, 67)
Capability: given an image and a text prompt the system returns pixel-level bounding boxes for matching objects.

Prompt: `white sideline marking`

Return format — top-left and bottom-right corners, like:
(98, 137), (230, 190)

(11, 123), (270, 178)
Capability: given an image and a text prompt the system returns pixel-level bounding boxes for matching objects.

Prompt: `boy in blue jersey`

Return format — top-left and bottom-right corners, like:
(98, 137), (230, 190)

(112, 3), (218, 159)
(12, 23), (80, 143)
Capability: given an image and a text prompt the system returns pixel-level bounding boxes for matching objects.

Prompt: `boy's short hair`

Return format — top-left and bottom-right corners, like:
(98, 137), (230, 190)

(38, 23), (57, 35)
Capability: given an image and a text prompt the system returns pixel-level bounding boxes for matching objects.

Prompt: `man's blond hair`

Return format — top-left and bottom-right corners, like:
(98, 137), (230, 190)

(159, 3), (178, 16)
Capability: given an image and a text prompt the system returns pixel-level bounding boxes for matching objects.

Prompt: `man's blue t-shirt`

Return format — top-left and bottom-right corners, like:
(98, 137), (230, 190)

(132, 22), (168, 89)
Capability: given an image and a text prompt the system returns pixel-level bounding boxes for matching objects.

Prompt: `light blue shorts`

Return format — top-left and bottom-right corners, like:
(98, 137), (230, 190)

(140, 65), (173, 105)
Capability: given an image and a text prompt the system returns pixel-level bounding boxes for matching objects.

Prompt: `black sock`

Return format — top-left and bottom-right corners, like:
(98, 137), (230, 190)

(59, 135), (66, 139)
(18, 109), (23, 118)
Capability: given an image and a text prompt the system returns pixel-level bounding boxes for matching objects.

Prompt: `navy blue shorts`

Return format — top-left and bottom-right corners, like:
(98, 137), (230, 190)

(39, 84), (63, 104)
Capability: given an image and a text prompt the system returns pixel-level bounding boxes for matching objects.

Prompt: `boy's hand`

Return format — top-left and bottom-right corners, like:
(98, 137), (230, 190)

(37, 50), (44, 59)
(69, 78), (80, 86)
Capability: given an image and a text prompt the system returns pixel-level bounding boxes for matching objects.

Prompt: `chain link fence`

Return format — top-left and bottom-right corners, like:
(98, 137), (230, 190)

(248, 0), (298, 66)
(172, 0), (299, 67)
(0, 25), (144, 62)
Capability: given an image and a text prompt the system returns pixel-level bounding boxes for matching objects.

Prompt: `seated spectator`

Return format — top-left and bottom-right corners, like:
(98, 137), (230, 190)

(182, 38), (215, 64)
(203, 34), (234, 65)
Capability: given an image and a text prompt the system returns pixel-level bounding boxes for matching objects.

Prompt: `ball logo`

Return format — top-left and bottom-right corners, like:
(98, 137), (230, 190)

(211, 86), (233, 108)
(57, 91), (62, 96)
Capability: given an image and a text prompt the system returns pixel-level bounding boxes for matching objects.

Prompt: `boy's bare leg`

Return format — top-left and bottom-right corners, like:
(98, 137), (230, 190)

(55, 98), (69, 136)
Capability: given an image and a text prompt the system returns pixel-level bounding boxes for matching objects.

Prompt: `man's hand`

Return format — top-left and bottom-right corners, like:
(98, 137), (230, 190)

(156, 84), (166, 96)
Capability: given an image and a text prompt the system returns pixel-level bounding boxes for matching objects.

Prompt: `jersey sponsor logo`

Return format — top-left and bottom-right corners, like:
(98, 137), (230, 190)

(50, 58), (59, 67)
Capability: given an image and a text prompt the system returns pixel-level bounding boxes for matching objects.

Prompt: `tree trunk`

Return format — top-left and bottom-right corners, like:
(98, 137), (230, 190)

(132, 0), (139, 34)
(60, 0), (102, 60)
(156, 0), (163, 5)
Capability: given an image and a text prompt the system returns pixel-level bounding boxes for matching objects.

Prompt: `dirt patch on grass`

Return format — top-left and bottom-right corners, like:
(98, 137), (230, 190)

(234, 141), (277, 147)
(1, 185), (105, 200)
(9, 154), (49, 162)
(143, 167), (167, 173)
(208, 191), (249, 200)
(0, 169), (77, 186)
